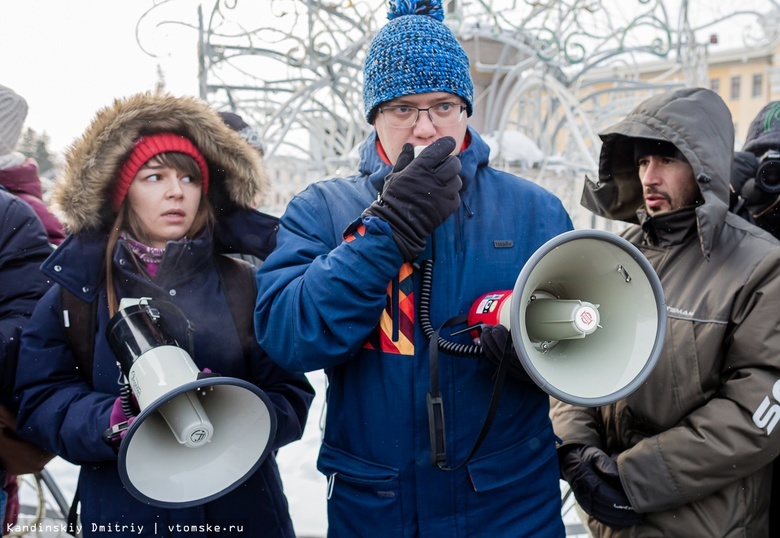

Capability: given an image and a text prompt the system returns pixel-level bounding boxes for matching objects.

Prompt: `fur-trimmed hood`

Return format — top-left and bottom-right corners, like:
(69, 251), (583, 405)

(52, 92), (267, 233)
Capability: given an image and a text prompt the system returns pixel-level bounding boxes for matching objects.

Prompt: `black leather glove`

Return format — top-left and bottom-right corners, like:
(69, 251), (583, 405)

(363, 137), (462, 261)
(559, 445), (642, 528)
(731, 151), (759, 196)
(479, 325), (532, 383)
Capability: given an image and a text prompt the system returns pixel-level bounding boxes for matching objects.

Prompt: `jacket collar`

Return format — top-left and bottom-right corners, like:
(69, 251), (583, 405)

(42, 231), (108, 301)
(42, 231), (216, 302)
(639, 207), (699, 248)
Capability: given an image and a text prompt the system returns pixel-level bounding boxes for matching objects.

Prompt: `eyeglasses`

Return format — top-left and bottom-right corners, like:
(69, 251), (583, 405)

(378, 103), (467, 128)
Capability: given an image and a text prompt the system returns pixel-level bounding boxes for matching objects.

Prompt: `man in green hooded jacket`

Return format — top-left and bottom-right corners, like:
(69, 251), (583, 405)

(552, 87), (780, 537)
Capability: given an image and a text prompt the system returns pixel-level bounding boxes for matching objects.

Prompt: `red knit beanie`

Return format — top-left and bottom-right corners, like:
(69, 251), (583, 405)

(112, 133), (210, 210)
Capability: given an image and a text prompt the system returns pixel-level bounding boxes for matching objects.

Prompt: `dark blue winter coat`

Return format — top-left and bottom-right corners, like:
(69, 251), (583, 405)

(15, 230), (314, 537)
(254, 127), (574, 537)
(13, 93), (315, 538)
(0, 187), (52, 407)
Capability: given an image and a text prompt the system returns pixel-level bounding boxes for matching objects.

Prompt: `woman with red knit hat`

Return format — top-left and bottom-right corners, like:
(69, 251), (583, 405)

(13, 92), (314, 537)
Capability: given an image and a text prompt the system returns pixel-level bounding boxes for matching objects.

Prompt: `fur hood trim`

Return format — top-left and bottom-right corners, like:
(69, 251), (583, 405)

(52, 92), (267, 233)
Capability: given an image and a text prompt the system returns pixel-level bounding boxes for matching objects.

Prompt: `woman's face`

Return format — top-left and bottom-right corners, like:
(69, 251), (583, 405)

(126, 156), (202, 248)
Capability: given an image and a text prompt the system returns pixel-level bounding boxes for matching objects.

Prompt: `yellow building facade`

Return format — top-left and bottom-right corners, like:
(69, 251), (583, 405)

(592, 43), (780, 147)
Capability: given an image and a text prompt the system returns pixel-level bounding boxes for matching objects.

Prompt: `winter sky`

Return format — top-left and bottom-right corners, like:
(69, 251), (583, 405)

(1, 0), (773, 155)
(2, 1), (201, 154)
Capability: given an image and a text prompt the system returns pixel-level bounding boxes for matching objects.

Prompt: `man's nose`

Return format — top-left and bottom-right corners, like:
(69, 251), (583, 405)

(413, 110), (437, 137)
(641, 160), (662, 185)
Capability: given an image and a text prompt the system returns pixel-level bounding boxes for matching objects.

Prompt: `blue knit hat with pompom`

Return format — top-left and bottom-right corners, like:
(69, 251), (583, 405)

(363, 0), (474, 124)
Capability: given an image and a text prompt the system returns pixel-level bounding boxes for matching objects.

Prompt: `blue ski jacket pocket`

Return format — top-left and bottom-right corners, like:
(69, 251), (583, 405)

(466, 423), (558, 492)
(318, 442), (403, 537)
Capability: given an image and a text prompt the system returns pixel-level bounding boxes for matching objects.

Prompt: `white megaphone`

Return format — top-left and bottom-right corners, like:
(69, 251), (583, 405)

(467, 229), (666, 406)
(105, 297), (277, 508)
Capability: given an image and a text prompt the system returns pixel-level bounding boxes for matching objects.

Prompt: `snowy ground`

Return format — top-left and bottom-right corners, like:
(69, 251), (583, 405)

(17, 369), (587, 537)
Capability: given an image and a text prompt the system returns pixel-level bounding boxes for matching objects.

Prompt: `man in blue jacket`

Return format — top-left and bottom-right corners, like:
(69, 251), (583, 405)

(254, 1), (573, 536)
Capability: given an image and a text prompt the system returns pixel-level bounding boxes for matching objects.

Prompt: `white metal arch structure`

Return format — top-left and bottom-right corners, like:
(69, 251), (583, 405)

(136, 0), (780, 221)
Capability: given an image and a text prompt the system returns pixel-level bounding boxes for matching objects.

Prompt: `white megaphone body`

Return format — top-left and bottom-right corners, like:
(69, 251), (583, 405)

(105, 297), (277, 508)
(468, 229), (666, 406)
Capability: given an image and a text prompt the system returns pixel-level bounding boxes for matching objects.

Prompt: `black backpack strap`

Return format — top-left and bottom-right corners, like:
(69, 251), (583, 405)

(58, 288), (96, 536)
(214, 255), (257, 359)
(59, 287), (97, 388)
(66, 484), (80, 536)
(59, 258), (256, 380)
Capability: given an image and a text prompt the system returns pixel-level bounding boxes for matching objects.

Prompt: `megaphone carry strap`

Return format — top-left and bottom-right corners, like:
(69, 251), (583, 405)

(427, 314), (509, 472)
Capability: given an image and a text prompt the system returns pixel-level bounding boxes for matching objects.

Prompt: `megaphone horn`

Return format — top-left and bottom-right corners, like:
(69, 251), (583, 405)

(105, 298), (277, 508)
(468, 229), (667, 407)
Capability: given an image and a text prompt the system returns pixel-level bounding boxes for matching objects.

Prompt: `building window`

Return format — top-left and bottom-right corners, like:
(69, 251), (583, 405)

(731, 76), (741, 100)
(710, 78), (720, 94)
(753, 74), (764, 97)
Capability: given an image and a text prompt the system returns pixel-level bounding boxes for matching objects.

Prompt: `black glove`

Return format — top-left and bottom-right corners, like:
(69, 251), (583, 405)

(363, 137), (462, 261)
(479, 325), (532, 383)
(731, 151), (759, 196)
(559, 445), (642, 528)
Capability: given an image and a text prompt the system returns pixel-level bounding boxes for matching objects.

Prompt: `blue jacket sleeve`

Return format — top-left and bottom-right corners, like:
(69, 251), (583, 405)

(254, 190), (403, 373)
(14, 286), (117, 464)
(0, 194), (53, 403)
(246, 343), (315, 450)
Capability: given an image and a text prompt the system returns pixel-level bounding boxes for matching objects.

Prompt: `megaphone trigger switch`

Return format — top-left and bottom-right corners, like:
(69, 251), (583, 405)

(102, 421), (130, 444)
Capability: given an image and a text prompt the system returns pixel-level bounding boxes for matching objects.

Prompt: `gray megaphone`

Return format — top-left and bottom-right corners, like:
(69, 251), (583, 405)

(468, 229), (666, 406)
(105, 297), (276, 508)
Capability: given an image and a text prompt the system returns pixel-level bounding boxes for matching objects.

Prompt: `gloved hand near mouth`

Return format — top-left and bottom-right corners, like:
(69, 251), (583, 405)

(363, 136), (462, 261)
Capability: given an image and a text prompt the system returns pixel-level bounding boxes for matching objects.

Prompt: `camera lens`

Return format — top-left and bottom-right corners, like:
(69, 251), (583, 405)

(757, 159), (780, 194)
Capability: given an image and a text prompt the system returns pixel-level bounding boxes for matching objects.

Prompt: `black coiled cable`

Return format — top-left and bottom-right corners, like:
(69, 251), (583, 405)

(418, 259), (484, 358)
(119, 377), (136, 418)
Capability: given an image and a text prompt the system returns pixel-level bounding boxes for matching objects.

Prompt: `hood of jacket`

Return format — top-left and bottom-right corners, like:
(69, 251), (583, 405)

(51, 92), (268, 234)
(582, 87), (734, 258)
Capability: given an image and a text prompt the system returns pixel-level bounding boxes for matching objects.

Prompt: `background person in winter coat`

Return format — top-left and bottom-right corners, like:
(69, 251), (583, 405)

(729, 102), (780, 538)
(13, 92), (315, 538)
(218, 110), (266, 269)
(0, 84), (66, 245)
(253, 1), (574, 536)
(0, 187), (53, 535)
(551, 87), (780, 537)
(730, 101), (780, 241)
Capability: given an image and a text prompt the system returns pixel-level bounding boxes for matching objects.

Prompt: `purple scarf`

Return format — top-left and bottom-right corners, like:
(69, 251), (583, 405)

(121, 232), (186, 277)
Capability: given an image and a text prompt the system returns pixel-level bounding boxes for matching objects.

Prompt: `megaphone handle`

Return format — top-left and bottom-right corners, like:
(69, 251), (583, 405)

(426, 391), (446, 465)
(102, 421), (130, 444)
(427, 316), (510, 471)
